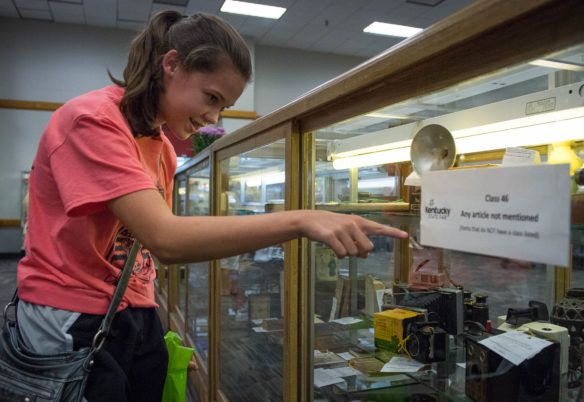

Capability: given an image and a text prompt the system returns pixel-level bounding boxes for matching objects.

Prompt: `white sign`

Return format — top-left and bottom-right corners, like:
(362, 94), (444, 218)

(381, 357), (425, 373)
(479, 330), (552, 366)
(420, 164), (570, 266)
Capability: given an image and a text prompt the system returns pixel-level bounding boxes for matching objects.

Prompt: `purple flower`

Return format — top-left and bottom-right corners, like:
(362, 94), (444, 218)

(197, 126), (226, 136)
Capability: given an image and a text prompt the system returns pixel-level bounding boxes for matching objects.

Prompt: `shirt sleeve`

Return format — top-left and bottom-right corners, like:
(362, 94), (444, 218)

(49, 113), (157, 217)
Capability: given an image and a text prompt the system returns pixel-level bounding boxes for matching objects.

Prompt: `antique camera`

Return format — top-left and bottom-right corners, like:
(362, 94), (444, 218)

(505, 300), (549, 326)
(394, 287), (463, 335)
(405, 321), (447, 364)
(465, 331), (561, 402)
(462, 290), (490, 327)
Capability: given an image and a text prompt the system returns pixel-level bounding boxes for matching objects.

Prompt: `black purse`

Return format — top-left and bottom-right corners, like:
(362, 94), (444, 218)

(0, 240), (140, 401)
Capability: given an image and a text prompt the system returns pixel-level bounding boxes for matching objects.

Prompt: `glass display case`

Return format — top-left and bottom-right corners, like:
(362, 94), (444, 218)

(158, 150), (213, 400)
(162, 1), (584, 400)
(185, 158), (212, 364)
(216, 139), (287, 401)
(308, 40), (584, 402)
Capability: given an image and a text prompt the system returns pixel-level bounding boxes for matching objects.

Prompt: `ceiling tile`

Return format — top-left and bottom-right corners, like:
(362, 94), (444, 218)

(287, 0), (332, 17)
(258, 26), (297, 43)
(291, 23), (330, 43)
(238, 17), (275, 38)
(2, 0), (481, 58)
(185, 0), (220, 14)
(49, 1), (84, 24)
(364, 0), (402, 13)
(153, 0), (188, 5)
(150, 3), (185, 16)
(312, 5), (355, 29)
(84, 0), (116, 27)
(250, 0), (293, 7)
(14, 0), (49, 10)
(217, 12), (246, 30)
(118, 0), (151, 22)
(19, 8), (52, 20)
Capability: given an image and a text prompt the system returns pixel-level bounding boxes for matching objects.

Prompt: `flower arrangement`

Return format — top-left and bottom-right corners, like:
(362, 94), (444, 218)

(192, 126), (226, 154)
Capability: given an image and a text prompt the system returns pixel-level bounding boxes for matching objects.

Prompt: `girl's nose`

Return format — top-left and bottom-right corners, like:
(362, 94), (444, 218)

(203, 109), (220, 125)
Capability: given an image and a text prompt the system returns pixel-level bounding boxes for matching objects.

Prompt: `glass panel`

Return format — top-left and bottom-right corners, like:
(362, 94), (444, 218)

(218, 140), (286, 401)
(311, 43), (584, 401)
(176, 176), (187, 216)
(158, 174), (188, 297)
(185, 161), (211, 365)
(176, 174), (189, 323)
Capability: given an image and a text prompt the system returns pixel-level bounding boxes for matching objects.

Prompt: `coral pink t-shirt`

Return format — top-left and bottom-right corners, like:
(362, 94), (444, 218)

(17, 86), (177, 314)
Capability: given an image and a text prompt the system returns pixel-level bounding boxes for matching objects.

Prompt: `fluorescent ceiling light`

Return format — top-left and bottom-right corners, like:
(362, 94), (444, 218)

(363, 22), (422, 38)
(365, 112), (415, 120)
(358, 178), (396, 190)
(454, 115), (584, 154)
(329, 81), (584, 170)
(220, 0), (286, 19)
(529, 59), (584, 72)
(233, 170), (285, 187)
(333, 147), (411, 170)
(331, 112), (584, 170)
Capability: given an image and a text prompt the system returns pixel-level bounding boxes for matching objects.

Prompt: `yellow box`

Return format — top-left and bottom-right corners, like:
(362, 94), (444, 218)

(374, 308), (423, 351)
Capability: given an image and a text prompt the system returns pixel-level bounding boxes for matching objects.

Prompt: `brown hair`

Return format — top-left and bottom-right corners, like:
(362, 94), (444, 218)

(110, 11), (252, 137)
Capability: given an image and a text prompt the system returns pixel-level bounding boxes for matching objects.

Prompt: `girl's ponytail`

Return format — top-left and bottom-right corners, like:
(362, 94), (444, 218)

(110, 11), (182, 137)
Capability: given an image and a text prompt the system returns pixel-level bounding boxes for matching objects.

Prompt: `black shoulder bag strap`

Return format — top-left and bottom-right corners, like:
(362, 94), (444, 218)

(91, 239), (140, 352)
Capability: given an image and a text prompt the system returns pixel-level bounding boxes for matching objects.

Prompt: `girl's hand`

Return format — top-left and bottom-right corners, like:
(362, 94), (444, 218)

(297, 210), (408, 259)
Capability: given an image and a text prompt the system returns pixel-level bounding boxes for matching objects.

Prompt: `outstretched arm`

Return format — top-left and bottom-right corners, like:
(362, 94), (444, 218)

(108, 189), (408, 264)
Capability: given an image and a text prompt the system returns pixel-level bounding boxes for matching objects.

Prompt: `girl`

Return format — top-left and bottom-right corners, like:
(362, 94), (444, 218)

(16, 10), (407, 401)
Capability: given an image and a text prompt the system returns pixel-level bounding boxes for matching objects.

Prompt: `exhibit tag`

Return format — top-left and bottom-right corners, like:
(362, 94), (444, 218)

(420, 164), (570, 266)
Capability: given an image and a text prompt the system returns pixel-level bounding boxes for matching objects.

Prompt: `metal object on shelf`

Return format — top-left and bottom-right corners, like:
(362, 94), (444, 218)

(573, 167), (584, 186)
(410, 124), (456, 175)
(551, 288), (584, 388)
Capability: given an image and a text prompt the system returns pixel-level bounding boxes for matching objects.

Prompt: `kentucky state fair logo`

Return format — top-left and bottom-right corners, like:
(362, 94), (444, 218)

(424, 199), (451, 220)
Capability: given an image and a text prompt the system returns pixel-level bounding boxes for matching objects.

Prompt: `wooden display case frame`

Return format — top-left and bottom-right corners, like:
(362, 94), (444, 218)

(161, 0), (584, 400)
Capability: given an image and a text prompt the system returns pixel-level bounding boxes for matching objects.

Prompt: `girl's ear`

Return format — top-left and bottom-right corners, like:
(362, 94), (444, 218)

(162, 49), (180, 76)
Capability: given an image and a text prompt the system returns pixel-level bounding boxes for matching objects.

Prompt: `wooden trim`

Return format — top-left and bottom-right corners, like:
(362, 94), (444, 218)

(554, 246), (572, 303)
(220, 110), (258, 120)
(0, 99), (63, 111)
(315, 202), (410, 213)
(0, 219), (21, 228)
(209, 155), (224, 401)
(169, 308), (186, 336)
(0, 98), (257, 121)
(397, 226), (412, 285)
(154, 285), (169, 330)
(168, 264), (180, 316)
(300, 130), (316, 401)
(174, 149), (210, 176)
(283, 122), (298, 402)
(185, 332), (210, 402)
(215, 122), (288, 161)
(456, 145), (549, 165)
(204, 149), (216, 402)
